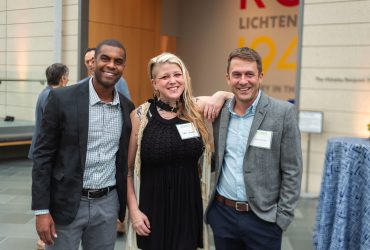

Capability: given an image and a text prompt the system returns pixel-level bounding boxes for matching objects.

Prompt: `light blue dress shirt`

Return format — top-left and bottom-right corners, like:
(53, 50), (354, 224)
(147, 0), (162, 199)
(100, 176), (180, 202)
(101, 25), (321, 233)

(115, 77), (131, 100)
(217, 91), (261, 202)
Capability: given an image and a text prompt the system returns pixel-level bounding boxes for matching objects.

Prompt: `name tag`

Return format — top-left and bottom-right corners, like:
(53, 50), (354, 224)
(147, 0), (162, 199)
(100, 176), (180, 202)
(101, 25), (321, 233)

(250, 130), (273, 149)
(176, 123), (200, 140)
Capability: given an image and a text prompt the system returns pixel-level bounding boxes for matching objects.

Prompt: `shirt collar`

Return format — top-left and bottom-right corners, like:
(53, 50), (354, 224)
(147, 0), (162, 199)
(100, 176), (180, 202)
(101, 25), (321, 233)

(227, 90), (261, 117)
(89, 77), (120, 106)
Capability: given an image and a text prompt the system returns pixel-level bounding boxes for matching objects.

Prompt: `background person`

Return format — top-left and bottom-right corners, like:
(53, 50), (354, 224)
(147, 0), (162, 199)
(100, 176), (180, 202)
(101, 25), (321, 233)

(32, 39), (134, 250)
(84, 47), (95, 77)
(115, 77), (131, 100)
(206, 47), (303, 250)
(126, 52), (232, 250)
(28, 63), (69, 160)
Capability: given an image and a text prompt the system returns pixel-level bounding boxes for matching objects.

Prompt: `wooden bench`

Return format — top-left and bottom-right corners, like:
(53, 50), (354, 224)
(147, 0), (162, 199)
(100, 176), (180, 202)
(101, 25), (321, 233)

(0, 123), (33, 143)
(0, 140), (32, 147)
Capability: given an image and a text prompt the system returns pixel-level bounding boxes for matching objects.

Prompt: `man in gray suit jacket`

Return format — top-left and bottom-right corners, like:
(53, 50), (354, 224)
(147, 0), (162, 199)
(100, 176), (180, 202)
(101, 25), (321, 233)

(206, 47), (302, 250)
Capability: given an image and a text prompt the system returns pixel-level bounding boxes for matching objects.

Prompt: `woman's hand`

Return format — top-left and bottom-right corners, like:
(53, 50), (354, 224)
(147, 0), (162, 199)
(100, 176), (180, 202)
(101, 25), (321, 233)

(131, 209), (151, 236)
(197, 91), (233, 121)
(203, 97), (223, 121)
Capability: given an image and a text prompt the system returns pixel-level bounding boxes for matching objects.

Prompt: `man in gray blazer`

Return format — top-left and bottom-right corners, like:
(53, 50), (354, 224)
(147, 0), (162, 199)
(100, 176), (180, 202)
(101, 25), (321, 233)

(206, 47), (302, 249)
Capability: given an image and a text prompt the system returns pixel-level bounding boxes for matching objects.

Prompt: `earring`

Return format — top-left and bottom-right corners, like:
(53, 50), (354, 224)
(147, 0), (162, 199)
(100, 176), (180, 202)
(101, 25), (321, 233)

(153, 89), (160, 99)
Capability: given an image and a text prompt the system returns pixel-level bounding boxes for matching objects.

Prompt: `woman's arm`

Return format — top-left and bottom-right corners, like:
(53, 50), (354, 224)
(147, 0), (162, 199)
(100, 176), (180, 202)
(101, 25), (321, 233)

(127, 108), (151, 236)
(194, 91), (234, 121)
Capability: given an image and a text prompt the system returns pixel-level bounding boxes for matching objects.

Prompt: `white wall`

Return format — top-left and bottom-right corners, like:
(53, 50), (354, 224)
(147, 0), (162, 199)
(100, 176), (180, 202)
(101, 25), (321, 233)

(0, 0), (79, 121)
(300, 0), (370, 194)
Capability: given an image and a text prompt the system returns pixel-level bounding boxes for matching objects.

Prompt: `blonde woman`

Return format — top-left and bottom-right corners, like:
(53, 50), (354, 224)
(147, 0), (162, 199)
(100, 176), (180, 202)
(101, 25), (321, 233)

(127, 53), (232, 250)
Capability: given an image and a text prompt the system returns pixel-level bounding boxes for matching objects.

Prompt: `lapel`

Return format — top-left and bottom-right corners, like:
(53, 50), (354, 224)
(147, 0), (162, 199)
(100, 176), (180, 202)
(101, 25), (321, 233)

(77, 80), (90, 170)
(246, 91), (269, 148)
(217, 99), (231, 171)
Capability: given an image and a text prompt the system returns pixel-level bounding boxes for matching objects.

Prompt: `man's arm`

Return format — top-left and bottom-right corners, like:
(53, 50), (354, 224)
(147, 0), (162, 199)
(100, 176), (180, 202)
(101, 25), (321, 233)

(32, 90), (61, 245)
(32, 90), (60, 210)
(276, 104), (303, 231)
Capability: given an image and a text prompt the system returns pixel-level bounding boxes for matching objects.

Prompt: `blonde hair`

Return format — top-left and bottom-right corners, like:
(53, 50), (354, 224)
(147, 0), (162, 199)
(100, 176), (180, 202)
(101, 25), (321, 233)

(148, 53), (210, 152)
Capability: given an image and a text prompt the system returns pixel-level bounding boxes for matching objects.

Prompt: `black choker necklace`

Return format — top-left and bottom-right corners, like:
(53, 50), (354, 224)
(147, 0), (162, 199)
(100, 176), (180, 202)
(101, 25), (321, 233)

(155, 99), (179, 113)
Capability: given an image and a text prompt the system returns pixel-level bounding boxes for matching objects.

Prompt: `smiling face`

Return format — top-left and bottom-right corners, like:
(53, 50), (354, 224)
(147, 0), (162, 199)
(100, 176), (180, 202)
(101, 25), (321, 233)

(227, 57), (263, 108)
(93, 45), (125, 89)
(152, 62), (185, 103)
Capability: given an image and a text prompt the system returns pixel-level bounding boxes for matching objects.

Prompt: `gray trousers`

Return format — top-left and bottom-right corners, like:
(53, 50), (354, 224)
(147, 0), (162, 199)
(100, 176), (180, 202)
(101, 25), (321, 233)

(46, 189), (119, 250)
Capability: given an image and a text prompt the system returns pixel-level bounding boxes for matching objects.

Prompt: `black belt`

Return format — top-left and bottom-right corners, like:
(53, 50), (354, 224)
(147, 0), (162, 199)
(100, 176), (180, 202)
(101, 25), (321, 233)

(82, 185), (116, 199)
(215, 193), (251, 212)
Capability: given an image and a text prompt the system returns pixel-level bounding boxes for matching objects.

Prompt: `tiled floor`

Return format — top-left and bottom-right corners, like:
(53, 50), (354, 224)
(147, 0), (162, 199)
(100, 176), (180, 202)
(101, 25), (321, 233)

(0, 158), (316, 250)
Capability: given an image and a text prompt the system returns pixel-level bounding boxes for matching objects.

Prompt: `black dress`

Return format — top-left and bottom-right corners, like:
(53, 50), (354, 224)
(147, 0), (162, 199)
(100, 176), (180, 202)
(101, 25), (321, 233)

(137, 103), (204, 250)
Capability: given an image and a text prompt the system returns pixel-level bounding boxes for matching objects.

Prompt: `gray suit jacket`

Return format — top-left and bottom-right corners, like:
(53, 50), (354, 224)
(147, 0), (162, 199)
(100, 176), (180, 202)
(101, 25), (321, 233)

(206, 91), (302, 231)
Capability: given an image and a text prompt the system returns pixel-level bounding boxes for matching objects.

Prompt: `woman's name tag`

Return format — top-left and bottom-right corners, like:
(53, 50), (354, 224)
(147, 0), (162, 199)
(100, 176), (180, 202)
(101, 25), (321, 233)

(176, 123), (200, 140)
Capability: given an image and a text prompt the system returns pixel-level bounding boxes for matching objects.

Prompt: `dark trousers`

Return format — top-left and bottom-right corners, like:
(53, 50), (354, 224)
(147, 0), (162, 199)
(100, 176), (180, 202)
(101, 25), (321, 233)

(207, 201), (282, 250)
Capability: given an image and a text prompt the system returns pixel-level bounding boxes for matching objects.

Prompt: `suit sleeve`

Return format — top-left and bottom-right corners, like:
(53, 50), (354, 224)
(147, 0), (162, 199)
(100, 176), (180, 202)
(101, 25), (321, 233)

(32, 90), (61, 210)
(276, 105), (303, 230)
